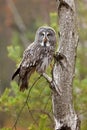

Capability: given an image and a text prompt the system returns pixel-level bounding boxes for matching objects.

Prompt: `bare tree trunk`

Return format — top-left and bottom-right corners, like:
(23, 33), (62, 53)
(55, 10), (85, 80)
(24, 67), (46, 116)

(52, 0), (80, 130)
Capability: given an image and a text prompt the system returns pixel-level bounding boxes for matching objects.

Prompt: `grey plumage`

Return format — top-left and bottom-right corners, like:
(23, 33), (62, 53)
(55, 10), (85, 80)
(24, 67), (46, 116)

(12, 26), (56, 91)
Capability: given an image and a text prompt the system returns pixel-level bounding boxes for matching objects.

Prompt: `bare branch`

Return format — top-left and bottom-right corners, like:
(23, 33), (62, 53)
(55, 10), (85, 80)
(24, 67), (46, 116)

(30, 109), (53, 122)
(42, 73), (52, 83)
(42, 73), (62, 95)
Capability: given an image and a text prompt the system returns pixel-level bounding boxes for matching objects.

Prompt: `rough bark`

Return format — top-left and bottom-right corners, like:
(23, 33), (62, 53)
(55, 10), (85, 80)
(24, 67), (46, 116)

(52, 0), (80, 130)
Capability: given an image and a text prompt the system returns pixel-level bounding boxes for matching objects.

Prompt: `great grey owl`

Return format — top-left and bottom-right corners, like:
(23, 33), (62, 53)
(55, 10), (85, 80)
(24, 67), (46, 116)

(12, 26), (57, 91)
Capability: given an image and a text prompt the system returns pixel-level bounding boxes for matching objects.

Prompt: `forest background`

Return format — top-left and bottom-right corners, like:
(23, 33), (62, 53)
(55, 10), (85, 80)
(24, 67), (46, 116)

(0, 0), (87, 130)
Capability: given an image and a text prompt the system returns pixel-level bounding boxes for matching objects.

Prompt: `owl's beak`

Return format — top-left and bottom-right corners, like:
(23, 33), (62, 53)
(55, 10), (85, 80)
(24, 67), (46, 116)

(40, 37), (49, 47)
(43, 37), (47, 44)
(43, 37), (48, 47)
(40, 36), (48, 47)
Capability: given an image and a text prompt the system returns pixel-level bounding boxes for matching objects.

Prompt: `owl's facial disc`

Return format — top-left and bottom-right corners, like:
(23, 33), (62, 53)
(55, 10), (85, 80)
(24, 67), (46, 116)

(40, 32), (50, 47)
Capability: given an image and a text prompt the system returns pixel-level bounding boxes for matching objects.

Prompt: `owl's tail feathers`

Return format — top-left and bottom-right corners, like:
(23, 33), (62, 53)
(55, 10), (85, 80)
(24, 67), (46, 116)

(20, 75), (28, 91)
(12, 67), (29, 91)
(12, 67), (20, 80)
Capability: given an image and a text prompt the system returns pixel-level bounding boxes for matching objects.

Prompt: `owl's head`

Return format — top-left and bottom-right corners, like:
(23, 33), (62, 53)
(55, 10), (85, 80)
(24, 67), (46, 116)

(35, 26), (56, 47)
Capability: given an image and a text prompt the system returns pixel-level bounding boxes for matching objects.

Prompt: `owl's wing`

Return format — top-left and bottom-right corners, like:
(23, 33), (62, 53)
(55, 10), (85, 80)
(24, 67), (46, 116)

(12, 42), (40, 80)
(12, 42), (42, 91)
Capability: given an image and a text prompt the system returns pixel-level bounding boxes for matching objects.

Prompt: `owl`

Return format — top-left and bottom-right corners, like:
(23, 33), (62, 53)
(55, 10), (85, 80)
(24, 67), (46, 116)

(12, 26), (56, 91)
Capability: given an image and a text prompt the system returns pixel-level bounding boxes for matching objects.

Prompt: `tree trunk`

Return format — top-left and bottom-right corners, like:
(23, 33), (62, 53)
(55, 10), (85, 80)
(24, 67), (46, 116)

(52, 0), (80, 130)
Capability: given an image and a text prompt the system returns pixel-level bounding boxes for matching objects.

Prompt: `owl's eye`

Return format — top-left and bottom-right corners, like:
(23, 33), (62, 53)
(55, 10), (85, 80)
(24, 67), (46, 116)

(40, 32), (44, 36)
(47, 33), (52, 37)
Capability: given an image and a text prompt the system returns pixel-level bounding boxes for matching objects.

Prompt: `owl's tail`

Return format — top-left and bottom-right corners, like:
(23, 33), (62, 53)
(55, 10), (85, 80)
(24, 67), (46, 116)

(12, 68), (35, 91)
(12, 67), (20, 80)
(12, 67), (28, 91)
(20, 75), (28, 91)
(19, 70), (34, 91)
(19, 69), (35, 91)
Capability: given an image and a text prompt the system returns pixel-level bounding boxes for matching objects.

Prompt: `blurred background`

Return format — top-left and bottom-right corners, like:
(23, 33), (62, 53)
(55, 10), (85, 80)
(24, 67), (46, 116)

(0, 0), (87, 130)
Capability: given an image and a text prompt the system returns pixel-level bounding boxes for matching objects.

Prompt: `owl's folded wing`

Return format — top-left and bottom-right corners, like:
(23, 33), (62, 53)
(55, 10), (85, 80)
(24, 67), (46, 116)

(12, 42), (41, 80)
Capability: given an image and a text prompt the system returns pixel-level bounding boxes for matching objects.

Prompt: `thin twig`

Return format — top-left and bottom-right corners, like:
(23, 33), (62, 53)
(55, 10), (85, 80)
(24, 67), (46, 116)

(78, 110), (87, 119)
(42, 73), (62, 95)
(26, 101), (38, 125)
(38, 84), (46, 97)
(12, 75), (42, 130)
(30, 109), (53, 122)
(42, 73), (52, 83)
(12, 101), (25, 130)
(26, 75), (42, 101)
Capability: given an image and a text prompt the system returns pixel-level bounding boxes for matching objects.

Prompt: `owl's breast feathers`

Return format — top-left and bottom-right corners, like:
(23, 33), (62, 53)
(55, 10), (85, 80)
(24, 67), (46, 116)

(36, 46), (54, 73)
